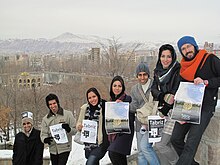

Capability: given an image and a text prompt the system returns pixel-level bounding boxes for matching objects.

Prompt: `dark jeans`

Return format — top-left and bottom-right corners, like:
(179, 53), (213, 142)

(50, 151), (70, 165)
(108, 151), (127, 165)
(171, 107), (214, 165)
(85, 144), (108, 165)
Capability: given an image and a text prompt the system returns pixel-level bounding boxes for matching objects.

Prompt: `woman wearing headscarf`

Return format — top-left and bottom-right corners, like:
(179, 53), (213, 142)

(107, 75), (135, 165)
(151, 44), (180, 165)
(76, 87), (109, 165)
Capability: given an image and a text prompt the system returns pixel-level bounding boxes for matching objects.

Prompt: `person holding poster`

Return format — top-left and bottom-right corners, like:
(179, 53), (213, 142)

(130, 62), (160, 165)
(107, 75), (135, 165)
(76, 87), (109, 165)
(40, 93), (76, 165)
(170, 36), (220, 165)
(151, 44), (180, 165)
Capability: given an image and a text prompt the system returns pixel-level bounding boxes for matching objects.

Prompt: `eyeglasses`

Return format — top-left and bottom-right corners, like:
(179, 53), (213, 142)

(181, 44), (193, 52)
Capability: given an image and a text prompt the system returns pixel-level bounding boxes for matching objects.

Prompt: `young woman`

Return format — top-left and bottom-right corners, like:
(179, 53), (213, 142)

(107, 75), (135, 165)
(151, 44), (180, 165)
(76, 87), (109, 165)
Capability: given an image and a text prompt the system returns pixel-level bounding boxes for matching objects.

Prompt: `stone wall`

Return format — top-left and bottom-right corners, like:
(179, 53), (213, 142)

(108, 107), (220, 165)
(0, 158), (50, 165)
(195, 107), (220, 165)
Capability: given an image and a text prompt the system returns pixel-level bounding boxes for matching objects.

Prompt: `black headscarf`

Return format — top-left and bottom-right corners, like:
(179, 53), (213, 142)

(109, 75), (125, 101)
(154, 44), (180, 92)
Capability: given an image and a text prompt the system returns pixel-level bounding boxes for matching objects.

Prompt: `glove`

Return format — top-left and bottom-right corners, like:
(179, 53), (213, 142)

(158, 92), (165, 103)
(158, 103), (173, 116)
(62, 123), (71, 133)
(44, 137), (53, 145)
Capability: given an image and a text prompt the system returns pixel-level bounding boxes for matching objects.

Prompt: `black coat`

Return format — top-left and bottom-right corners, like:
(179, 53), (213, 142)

(190, 54), (220, 109)
(107, 94), (135, 155)
(151, 63), (180, 107)
(12, 128), (44, 165)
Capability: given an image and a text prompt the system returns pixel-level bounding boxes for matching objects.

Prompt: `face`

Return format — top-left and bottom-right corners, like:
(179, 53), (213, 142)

(88, 91), (99, 106)
(112, 80), (123, 96)
(180, 43), (195, 60)
(23, 121), (32, 133)
(137, 72), (149, 85)
(160, 50), (172, 69)
(48, 99), (59, 114)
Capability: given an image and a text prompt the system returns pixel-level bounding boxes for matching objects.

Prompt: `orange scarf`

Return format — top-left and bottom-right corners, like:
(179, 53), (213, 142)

(180, 49), (210, 81)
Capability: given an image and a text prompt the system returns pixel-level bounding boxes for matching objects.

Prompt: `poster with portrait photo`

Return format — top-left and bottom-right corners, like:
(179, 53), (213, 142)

(148, 115), (165, 143)
(80, 120), (97, 144)
(105, 102), (130, 134)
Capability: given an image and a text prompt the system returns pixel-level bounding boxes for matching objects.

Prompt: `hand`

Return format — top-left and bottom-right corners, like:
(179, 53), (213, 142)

(164, 93), (175, 105)
(158, 103), (172, 116)
(77, 124), (83, 131)
(194, 77), (203, 85)
(44, 137), (53, 145)
(62, 123), (71, 133)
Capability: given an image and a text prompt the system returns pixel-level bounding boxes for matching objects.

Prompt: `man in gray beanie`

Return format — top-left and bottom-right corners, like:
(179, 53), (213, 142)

(170, 36), (220, 165)
(130, 62), (160, 165)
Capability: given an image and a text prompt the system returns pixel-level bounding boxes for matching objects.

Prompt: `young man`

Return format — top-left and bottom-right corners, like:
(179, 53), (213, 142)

(40, 93), (76, 165)
(13, 111), (44, 165)
(130, 62), (160, 165)
(171, 36), (220, 165)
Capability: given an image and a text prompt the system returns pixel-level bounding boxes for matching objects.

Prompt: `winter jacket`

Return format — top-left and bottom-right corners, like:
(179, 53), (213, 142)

(40, 108), (76, 154)
(130, 78), (153, 131)
(190, 53), (220, 109)
(76, 99), (109, 147)
(13, 128), (44, 165)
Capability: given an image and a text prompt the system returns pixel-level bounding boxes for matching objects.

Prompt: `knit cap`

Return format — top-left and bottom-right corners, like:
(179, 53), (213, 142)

(177, 36), (199, 53)
(136, 62), (150, 77)
(21, 111), (33, 125)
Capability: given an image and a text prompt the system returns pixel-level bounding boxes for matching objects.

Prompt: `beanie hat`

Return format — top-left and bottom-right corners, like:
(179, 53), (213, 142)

(177, 36), (199, 53)
(136, 62), (150, 77)
(21, 111), (33, 125)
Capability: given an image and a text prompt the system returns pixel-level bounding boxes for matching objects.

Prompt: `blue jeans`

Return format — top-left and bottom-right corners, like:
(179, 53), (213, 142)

(136, 131), (160, 165)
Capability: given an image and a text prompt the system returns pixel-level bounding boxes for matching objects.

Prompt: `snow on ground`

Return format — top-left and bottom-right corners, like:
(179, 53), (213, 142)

(0, 133), (137, 165)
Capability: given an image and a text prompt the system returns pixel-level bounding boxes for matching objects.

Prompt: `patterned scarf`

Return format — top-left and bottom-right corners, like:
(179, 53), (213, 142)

(180, 49), (210, 81)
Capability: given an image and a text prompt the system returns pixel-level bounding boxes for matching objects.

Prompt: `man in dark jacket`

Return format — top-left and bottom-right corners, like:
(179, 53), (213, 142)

(171, 36), (220, 165)
(13, 111), (44, 165)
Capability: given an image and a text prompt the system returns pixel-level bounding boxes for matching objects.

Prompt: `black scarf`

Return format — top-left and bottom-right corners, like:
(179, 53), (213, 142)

(154, 61), (180, 93)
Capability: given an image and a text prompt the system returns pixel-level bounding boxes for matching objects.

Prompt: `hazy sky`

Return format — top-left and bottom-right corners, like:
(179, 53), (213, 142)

(1, 0), (220, 43)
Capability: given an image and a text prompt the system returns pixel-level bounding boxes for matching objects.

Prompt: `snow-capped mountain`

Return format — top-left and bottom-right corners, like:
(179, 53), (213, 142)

(50, 32), (109, 44)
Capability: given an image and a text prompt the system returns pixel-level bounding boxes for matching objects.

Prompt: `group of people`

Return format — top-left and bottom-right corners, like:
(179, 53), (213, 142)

(12, 35), (220, 165)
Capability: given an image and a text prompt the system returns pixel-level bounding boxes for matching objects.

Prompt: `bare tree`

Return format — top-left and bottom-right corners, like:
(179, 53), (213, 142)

(97, 37), (142, 77)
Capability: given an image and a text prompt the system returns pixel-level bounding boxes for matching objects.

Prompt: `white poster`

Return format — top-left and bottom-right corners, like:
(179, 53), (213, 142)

(105, 102), (130, 134)
(148, 115), (165, 143)
(49, 123), (68, 144)
(80, 120), (97, 144)
(171, 82), (205, 124)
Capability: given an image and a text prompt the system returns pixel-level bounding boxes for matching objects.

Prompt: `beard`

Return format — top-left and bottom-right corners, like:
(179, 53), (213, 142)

(183, 48), (198, 61)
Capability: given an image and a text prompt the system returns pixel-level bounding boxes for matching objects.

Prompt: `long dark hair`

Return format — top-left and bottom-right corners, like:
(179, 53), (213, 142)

(86, 87), (101, 107)
(110, 75), (125, 101)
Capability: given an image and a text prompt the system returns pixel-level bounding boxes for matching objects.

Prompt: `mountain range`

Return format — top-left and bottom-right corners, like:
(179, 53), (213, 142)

(0, 32), (163, 54)
(1, 32), (217, 55)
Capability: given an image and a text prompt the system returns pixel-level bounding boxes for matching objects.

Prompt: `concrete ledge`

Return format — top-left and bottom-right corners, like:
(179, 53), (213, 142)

(0, 158), (50, 165)
(106, 152), (138, 165)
